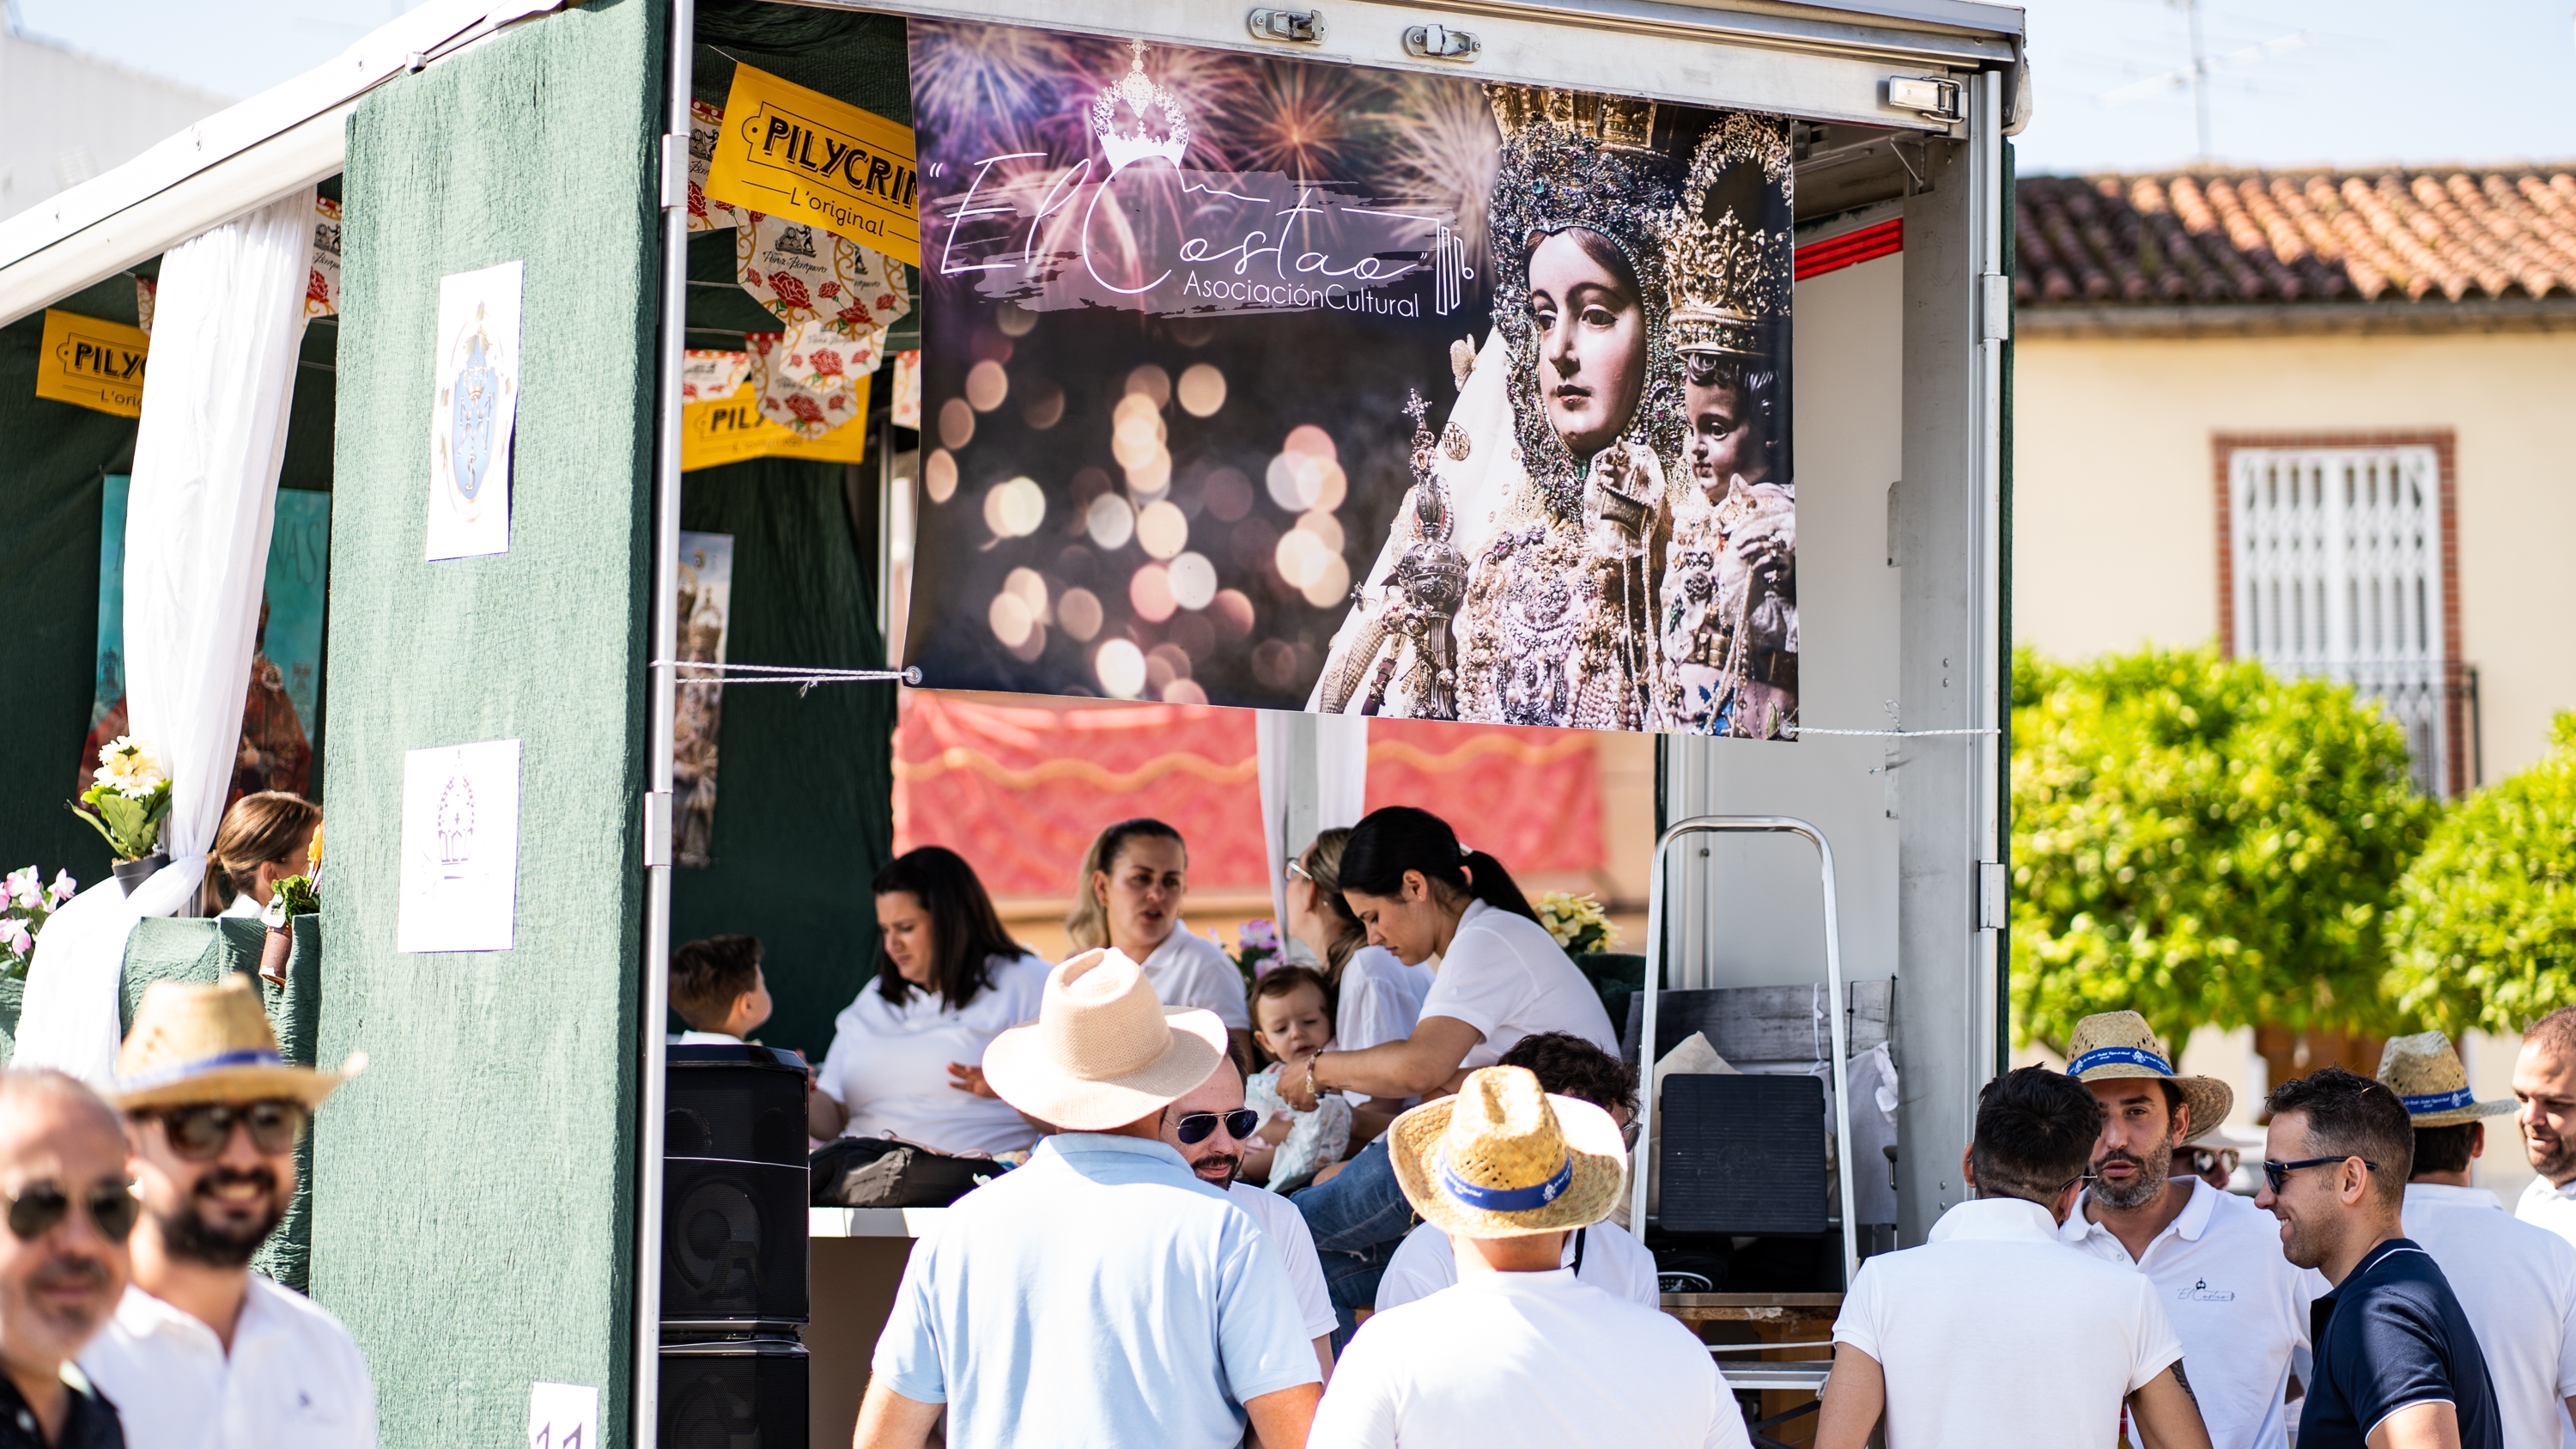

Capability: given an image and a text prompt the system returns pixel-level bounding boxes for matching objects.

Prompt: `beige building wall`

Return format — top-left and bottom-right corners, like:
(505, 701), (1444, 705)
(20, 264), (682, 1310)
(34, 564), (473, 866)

(2013, 328), (2576, 780)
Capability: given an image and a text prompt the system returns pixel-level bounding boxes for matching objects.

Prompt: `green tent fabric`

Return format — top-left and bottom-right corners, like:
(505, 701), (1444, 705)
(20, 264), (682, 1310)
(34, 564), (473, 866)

(118, 915), (323, 1290)
(671, 458), (896, 1061)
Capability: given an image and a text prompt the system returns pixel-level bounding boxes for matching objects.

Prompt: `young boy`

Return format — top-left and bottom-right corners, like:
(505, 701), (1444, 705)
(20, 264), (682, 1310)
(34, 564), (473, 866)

(670, 933), (772, 1043)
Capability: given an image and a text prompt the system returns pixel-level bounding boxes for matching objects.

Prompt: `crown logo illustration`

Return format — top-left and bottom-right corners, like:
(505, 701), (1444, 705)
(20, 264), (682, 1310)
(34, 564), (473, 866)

(1090, 39), (1192, 174)
(1662, 114), (1794, 358)
(1485, 86), (1660, 155)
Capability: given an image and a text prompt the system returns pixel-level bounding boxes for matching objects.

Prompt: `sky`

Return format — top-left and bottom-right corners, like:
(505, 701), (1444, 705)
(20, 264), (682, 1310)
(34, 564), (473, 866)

(11, 0), (2575, 176)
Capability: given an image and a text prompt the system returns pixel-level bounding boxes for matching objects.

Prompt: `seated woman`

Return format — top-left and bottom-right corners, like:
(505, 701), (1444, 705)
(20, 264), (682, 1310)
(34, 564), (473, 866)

(1065, 817), (1252, 1066)
(197, 791), (321, 919)
(1283, 827), (1433, 1144)
(809, 847), (1050, 1156)
(1277, 805), (1619, 1327)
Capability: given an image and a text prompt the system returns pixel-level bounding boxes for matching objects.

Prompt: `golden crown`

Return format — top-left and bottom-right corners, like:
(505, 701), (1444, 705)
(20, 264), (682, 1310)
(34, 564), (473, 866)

(1662, 113), (1794, 358)
(1485, 86), (1660, 155)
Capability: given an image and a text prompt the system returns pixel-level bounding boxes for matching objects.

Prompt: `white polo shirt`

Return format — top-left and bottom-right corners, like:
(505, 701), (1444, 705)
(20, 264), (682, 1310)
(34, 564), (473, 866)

(2404, 1182), (2576, 1449)
(1315, 1267), (1748, 1449)
(1417, 901), (1619, 1068)
(1836, 1196), (2184, 1449)
(2057, 1175), (2324, 1449)
(1374, 1219), (1660, 1312)
(1334, 946), (1428, 1053)
(1230, 1181), (1340, 1341)
(81, 1279), (379, 1449)
(1139, 923), (1252, 1031)
(2519, 1174), (2576, 1251)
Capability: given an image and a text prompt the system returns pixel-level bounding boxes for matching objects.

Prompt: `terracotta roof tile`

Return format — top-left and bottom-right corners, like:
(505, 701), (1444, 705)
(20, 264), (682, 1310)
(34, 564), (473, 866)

(2015, 165), (2576, 308)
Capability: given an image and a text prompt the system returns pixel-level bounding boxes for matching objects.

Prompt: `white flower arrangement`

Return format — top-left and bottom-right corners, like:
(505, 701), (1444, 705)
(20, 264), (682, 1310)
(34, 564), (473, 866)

(1535, 891), (1620, 957)
(69, 736), (173, 863)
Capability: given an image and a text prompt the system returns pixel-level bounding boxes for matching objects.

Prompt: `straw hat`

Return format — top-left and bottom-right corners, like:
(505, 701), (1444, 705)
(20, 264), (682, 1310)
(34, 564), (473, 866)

(1387, 1066), (1627, 1239)
(2376, 1032), (2516, 1127)
(114, 974), (363, 1111)
(980, 949), (1226, 1131)
(2065, 1012), (2232, 1135)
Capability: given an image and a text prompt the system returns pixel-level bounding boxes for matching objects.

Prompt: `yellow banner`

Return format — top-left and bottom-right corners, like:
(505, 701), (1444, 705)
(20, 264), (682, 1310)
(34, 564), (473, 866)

(703, 64), (920, 267)
(35, 310), (149, 417)
(682, 377), (872, 472)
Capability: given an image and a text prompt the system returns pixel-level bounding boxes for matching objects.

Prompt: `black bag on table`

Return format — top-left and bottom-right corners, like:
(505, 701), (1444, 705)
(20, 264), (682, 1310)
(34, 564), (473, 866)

(809, 1135), (1000, 1209)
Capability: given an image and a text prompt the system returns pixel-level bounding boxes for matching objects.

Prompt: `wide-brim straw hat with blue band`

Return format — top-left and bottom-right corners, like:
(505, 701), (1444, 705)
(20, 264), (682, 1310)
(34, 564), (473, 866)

(980, 947), (1227, 1132)
(1387, 1066), (1628, 1239)
(114, 974), (363, 1112)
(2376, 1032), (2517, 1127)
(2064, 1012), (2233, 1135)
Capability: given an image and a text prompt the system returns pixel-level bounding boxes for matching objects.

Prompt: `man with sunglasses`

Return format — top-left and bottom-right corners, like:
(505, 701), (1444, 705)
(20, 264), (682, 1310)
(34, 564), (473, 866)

(2255, 1067), (2500, 1449)
(78, 977), (374, 1449)
(0, 1071), (132, 1449)
(1156, 1059), (1340, 1381)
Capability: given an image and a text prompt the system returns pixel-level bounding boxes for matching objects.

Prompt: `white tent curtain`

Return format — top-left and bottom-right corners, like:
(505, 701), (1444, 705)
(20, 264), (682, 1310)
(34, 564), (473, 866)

(18, 187), (317, 1087)
(1258, 711), (1370, 958)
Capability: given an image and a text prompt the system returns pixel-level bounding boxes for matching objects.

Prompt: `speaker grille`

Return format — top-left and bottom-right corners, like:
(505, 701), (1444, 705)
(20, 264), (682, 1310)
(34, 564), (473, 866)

(662, 1159), (809, 1324)
(1657, 1073), (1828, 1236)
(667, 1062), (808, 1167)
(660, 1339), (806, 1449)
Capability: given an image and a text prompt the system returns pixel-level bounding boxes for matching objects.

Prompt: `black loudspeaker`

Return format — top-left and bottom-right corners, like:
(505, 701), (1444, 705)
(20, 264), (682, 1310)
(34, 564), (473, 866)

(1657, 1073), (1828, 1236)
(667, 1044), (810, 1167)
(660, 1336), (807, 1449)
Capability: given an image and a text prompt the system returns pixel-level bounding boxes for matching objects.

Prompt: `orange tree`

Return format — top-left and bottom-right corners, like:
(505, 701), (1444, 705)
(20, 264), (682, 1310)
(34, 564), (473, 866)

(2009, 647), (2431, 1055)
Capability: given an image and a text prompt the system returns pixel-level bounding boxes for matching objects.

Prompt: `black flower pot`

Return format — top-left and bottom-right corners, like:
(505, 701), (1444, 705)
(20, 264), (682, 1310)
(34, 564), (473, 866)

(110, 852), (167, 896)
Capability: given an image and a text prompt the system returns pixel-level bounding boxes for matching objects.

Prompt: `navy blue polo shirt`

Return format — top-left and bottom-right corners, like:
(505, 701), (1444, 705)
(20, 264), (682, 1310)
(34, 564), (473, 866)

(2300, 1238), (2501, 1449)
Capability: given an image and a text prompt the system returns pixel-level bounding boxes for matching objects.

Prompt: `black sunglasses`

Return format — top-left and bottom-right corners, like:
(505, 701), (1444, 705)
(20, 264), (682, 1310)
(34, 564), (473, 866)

(6, 1180), (139, 1244)
(143, 1099), (309, 1162)
(2263, 1155), (2377, 1195)
(1175, 1109), (1261, 1146)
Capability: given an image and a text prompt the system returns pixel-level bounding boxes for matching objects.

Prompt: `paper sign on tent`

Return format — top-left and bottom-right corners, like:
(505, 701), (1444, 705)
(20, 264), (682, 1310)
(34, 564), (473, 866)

(426, 260), (522, 561)
(526, 1382), (598, 1449)
(397, 738), (521, 954)
(702, 64), (919, 266)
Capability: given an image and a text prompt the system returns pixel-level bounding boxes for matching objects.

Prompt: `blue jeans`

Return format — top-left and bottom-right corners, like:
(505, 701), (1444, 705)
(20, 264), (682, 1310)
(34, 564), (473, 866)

(1291, 1140), (1414, 1345)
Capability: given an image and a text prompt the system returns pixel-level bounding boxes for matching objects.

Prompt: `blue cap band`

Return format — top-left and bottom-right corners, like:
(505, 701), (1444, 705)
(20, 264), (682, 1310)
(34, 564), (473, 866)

(2069, 1045), (2174, 1077)
(115, 1048), (285, 1093)
(2401, 1086), (2476, 1115)
(1438, 1153), (1575, 1213)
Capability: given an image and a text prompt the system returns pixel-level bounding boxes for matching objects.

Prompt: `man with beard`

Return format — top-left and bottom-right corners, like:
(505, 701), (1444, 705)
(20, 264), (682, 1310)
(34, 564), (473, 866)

(80, 977), (374, 1448)
(2513, 1008), (2576, 1247)
(2056, 1013), (2324, 1449)
(0, 1071), (133, 1449)
(1156, 1057), (1339, 1379)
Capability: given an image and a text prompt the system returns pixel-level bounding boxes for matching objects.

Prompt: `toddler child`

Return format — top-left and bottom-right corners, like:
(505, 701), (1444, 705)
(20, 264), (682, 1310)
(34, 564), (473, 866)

(1242, 964), (1352, 1191)
(670, 934), (773, 1043)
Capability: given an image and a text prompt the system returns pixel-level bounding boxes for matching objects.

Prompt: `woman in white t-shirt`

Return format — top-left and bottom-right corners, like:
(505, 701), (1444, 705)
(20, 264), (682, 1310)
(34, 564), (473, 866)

(1063, 817), (1253, 1063)
(1283, 827), (1433, 1149)
(808, 847), (1050, 1156)
(1279, 806), (1620, 1331)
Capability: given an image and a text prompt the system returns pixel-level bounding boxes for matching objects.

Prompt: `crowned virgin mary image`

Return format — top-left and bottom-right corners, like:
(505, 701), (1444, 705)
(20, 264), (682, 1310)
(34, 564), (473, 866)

(1317, 88), (1796, 733)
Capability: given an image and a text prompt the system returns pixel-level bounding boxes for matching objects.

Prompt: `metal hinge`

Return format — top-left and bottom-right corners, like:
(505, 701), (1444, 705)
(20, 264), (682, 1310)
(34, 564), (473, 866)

(1976, 861), (2007, 931)
(1247, 8), (1325, 44)
(658, 133), (688, 212)
(1403, 23), (1480, 61)
(1979, 273), (2012, 344)
(1885, 75), (1963, 124)
(643, 791), (674, 868)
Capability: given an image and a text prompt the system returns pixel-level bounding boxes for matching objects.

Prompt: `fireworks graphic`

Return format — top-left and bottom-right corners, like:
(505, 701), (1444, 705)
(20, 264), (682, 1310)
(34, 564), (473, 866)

(1234, 64), (1372, 184)
(1370, 76), (1504, 282)
(908, 20), (1069, 161)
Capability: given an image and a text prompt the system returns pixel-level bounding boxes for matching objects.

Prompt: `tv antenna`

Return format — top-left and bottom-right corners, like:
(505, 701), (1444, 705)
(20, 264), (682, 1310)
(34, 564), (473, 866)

(2096, 0), (2310, 161)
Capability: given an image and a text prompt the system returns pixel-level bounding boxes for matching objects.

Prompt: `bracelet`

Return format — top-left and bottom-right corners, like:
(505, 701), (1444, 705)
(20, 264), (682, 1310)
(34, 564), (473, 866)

(1305, 1054), (1325, 1100)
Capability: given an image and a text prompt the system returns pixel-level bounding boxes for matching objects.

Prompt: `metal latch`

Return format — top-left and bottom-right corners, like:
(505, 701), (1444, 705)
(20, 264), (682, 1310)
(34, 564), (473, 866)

(658, 133), (688, 212)
(1247, 8), (1326, 44)
(643, 791), (674, 868)
(1976, 860), (2007, 931)
(1886, 75), (1963, 123)
(1979, 273), (2012, 343)
(1403, 22), (1480, 61)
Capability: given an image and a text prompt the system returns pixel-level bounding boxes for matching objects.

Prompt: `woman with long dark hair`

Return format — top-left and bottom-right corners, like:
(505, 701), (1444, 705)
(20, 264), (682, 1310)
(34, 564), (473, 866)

(808, 846), (1051, 1154)
(1277, 805), (1619, 1330)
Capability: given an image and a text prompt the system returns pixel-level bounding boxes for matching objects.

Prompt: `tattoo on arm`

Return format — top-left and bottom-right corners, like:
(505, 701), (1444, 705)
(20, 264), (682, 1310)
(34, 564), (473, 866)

(2172, 1359), (2196, 1403)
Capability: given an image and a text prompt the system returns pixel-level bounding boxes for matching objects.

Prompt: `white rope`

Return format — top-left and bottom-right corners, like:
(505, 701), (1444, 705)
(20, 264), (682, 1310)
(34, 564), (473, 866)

(1780, 725), (1999, 738)
(654, 661), (920, 697)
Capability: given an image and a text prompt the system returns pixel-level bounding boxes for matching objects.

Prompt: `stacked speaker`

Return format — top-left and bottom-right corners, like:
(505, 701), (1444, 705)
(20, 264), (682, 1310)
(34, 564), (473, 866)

(660, 1043), (810, 1449)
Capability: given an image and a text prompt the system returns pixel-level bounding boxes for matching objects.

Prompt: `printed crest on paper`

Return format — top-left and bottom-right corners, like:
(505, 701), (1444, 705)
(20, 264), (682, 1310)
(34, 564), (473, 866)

(747, 320), (878, 440)
(736, 210), (910, 337)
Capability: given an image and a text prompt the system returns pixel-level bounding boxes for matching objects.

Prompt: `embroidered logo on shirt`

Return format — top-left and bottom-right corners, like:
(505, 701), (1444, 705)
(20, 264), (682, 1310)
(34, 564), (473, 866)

(2177, 1277), (2236, 1302)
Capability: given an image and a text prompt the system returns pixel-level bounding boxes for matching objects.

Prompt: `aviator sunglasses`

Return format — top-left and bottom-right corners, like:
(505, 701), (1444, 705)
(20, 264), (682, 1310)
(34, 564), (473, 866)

(5, 1180), (139, 1243)
(1175, 1110), (1262, 1145)
(142, 1099), (310, 1161)
(2262, 1155), (2377, 1195)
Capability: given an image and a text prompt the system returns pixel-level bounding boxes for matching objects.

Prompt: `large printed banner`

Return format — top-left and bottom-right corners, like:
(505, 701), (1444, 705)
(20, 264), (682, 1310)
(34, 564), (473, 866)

(905, 23), (1801, 736)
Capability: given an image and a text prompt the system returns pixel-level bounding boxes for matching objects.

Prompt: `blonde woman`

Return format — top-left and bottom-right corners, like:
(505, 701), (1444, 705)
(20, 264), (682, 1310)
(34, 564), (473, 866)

(1284, 828), (1434, 1056)
(1065, 818), (1251, 1065)
(196, 792), (320, 918)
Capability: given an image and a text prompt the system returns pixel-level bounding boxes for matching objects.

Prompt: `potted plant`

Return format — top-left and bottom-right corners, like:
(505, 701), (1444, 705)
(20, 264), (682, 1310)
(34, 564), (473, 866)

(1537, 891), (1642, 1029)
(256, 825), (322, 984)
(67, 737), (173, 893)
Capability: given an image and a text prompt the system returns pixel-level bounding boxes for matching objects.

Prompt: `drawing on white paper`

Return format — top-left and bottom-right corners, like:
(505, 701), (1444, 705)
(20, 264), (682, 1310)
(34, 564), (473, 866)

(398, 738), (521, 953)
(427, 260), (524, 560)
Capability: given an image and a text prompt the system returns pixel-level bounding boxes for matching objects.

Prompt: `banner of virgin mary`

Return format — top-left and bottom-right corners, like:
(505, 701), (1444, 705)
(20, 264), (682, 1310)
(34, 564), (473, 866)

(904, 22), (1798, 737)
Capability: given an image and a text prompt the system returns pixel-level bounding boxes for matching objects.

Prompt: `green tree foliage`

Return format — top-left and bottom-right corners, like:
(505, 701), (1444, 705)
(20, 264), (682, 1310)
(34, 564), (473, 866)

(2010, 646), (2431, 1054)
(2386, 714), (2576, 1035)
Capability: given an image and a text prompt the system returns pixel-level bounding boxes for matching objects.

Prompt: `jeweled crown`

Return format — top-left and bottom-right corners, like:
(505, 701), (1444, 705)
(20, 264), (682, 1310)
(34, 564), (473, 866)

(1091, 39), (1192, 174)
(1662, 114), (1794, 358)
(1485, 86), (1660, 155)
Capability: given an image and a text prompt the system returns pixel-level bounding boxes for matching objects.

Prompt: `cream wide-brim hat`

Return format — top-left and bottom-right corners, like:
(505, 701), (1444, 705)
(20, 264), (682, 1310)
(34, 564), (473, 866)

(113, 973), (362, 1112)
(980, 947), (1227, 1132)
(2064, 1011), (2233, 1135)
(1388, 1067), (1629, 1239)
(2377, 1031), (2518, 1128)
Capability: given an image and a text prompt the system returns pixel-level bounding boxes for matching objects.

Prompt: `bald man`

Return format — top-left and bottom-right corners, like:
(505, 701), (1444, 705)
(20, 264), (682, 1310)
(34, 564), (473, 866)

(0, 1070), (134, 1448)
